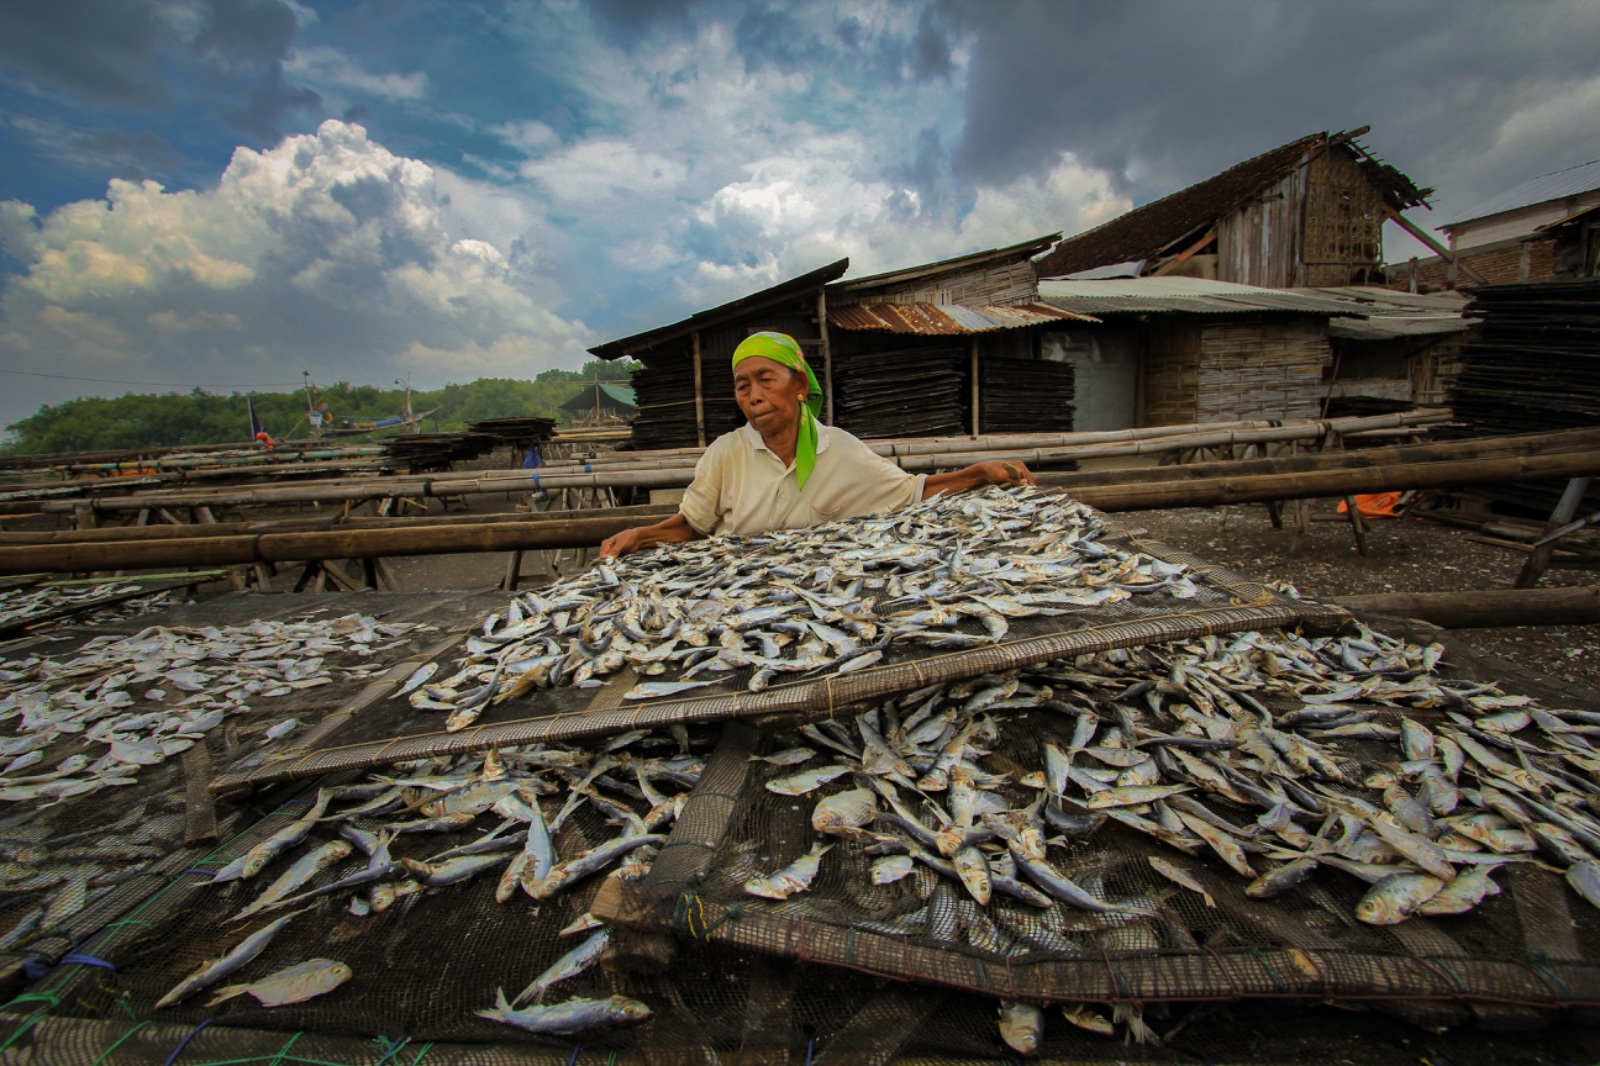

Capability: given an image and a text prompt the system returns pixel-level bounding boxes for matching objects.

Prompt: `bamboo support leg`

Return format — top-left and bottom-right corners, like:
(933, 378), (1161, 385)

(195, 506), (246, 591)
(1343, 496), (1369, 557)
(502, 551), (524, 592)
(1265, 499), (1284, 530)
(372, 556), (399, 592)
(1289, 499), (1312, 557)
(1517, 477), (1593, 589)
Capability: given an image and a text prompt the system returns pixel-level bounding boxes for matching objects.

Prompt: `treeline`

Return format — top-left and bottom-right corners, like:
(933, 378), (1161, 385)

(1, 360), (639, 456)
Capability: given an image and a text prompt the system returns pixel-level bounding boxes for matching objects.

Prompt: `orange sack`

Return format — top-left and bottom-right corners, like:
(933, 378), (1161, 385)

(1336, 492), (1404, 519)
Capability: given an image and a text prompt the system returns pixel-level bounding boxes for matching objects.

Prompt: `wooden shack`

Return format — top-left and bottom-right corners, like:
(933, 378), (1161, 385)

(1034, 127), (1433, 289)
(589, 239), (1096, 449)
(822, 235), (1094, 437)
(1037, 278), (1464, 430)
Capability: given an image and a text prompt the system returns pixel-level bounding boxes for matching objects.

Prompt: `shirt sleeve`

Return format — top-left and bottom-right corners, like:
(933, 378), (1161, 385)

(818, 431), (927, 518)
(678, 437), (726, 535)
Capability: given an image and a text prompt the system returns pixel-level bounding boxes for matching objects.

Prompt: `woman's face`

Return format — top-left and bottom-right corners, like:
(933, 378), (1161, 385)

(734, 356), (808, 439)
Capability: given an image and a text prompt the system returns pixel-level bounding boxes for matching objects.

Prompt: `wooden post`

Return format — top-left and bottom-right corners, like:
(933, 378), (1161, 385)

(1516, 477), (1592, 589)
(969, 337), (981, 437)
(1382, 204), (1487, 284)
(817, 288), (834, 426)
(692, 331), (706, 448)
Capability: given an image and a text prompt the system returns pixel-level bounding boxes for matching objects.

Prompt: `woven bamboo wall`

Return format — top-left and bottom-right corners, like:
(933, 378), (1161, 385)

(1302, 150), (1388, 287)
(1140, 319), (1202, 425)
(1194, 316), (1332, 423)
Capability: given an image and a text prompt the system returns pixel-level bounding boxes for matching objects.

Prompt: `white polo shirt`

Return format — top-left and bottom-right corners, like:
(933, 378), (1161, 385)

(680, 423), (928, 536)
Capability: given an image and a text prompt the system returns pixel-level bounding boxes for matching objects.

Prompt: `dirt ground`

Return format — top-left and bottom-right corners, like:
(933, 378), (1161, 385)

(1130, 502), (1600, 692)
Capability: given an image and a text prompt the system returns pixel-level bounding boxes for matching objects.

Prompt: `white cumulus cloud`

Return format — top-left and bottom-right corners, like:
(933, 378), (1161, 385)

(0, 120), (590, 426)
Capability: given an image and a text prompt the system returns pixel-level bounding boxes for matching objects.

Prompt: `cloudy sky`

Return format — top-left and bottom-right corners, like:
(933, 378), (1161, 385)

(1, 0), (1597, 431)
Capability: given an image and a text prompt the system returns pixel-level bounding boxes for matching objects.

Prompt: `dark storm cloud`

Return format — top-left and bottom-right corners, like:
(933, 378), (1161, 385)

(585, 0), (698, 50)
(192, 0), (320, 140)
(0, 0), (168, 105)
(0, 0), (317, 143)
(60, 128), (185, 178)
(941, 0), (1600, 216)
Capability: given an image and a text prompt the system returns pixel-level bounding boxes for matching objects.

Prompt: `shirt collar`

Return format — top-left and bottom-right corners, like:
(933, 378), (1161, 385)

(742, 421), (832, 461)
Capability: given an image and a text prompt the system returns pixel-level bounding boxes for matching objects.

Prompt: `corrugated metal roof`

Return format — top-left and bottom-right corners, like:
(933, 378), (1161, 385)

(826, 302), (1096, 334)
(1326, 316), (1470, 340)
(1444, 159), (1600, 227)
(1037, 277), (1362, 316)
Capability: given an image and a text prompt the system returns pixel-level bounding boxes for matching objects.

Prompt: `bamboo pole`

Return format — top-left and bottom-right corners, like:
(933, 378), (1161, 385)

(1065, 449), (1600, 513)
(1039, 427), (1600, 488)
(1332, 586), (1600, 629)
(692, 331), (706, 449)
(0, 514), (657, 575)
(0, 503), (679, 545)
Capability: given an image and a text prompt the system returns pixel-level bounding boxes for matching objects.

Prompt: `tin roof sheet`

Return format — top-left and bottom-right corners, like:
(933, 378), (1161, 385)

(825, 302), (1096, 334)
(1037, 277), (1361, 316)
(1444, 159), (1600, 227)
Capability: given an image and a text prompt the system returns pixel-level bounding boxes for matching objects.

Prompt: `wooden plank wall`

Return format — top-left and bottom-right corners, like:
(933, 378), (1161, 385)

(844, 259), (1038, 307)
(1216, 169), (1307, 287)
(1193, 317), (1332, 423)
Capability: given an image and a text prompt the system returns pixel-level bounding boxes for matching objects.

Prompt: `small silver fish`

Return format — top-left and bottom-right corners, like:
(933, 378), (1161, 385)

(512, 928), (611, 1005)
(745, 842), (831, 900)
(206, 959), (352, 1008)
(155, 909), (307, 1009)
(476, 990), (652, 1034)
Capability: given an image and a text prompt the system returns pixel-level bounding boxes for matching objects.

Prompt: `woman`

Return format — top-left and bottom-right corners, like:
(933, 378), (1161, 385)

(599, 331), (1035, 558)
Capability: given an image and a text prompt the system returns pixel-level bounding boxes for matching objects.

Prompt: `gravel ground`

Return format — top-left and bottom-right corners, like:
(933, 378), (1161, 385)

(1130, 502), (1600, 693)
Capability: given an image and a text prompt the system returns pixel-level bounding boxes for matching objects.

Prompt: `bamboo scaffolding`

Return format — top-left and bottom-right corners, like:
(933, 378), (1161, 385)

(5, 442), (1599, 576)
(14, 411), (1464, 514)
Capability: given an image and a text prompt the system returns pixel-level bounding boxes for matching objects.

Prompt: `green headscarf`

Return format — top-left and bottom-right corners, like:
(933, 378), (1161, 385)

(732, 331), (823, 490)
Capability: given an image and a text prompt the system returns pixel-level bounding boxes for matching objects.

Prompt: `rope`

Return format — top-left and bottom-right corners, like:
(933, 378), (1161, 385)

(372, 1035), (409, 1065)
(161, 1018), (212, 1066)
(566, 1045), (582, 1066)
(404, 1044), (434, 1066)
(89, 1020), (150, 1065)
(0, 989), (62, 1051)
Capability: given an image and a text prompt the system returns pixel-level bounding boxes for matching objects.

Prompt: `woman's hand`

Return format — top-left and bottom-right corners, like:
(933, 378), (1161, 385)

(599, 526), (651, 559)
(599, 513), (705, 558)
(979, 460), (1036, 487)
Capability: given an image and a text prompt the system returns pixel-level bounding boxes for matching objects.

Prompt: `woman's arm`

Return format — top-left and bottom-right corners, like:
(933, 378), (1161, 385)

(599, 513), (707, 558)
(922, 459), (1036, 499)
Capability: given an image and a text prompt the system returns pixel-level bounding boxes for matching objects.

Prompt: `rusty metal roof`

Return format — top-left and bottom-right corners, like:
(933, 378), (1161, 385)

(1034, 129), (1432, 280)
(826, 302), (1096, 334)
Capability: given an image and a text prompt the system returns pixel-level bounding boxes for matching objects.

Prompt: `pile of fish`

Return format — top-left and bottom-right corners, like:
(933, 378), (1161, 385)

(172, 731), (704, 1034)
(723, 620), (1600, 1054)
(0, 614), (433, 805)
(0, 582), (175, 635)
(402, 488), (1203, 732)
(0, 794), (188, 954)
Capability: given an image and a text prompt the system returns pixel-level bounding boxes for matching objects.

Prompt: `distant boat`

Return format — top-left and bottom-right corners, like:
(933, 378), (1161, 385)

(316, 408), (441, 438)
